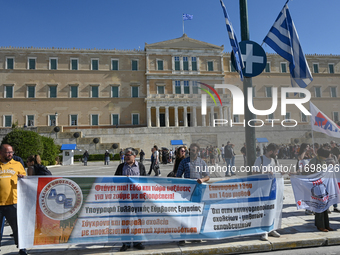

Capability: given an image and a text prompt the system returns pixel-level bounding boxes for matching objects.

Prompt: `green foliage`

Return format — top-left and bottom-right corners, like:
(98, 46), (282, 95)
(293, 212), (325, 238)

(2, 129), (43, 162)
(41, 136), (59, 165)
(1, 129), (59, 166)
(41, 160), (49, 166)
(113, 153), (120, 160)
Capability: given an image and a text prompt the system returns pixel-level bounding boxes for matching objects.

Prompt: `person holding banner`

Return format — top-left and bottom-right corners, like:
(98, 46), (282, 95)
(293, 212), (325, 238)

(176, 143), (210, 184)
(0, 144), (27, 255)
(253, 143), (282, 241)
(114, 148), (146, 251)
(308, 148), (335, 232)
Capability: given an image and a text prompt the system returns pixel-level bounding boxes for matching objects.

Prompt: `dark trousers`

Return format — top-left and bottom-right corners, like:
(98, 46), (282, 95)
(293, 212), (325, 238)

(315, 210), (329, 229)
(0, 204), (18, 247)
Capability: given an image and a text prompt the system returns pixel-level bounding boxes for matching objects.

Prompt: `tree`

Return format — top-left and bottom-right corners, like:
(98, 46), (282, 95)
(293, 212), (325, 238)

(41, 136), (59, 165)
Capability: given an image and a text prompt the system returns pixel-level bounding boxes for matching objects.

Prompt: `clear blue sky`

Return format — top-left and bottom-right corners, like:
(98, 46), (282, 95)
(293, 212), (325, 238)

(1, 0), (339, 55)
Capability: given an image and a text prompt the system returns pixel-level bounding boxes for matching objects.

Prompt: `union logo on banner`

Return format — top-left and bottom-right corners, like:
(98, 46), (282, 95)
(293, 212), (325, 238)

(310, 102), (340, 138)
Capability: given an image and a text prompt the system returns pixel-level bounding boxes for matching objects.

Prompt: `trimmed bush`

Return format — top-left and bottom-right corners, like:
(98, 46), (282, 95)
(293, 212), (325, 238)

(1, 129), (43, 163)
(41, 136), (59, 165)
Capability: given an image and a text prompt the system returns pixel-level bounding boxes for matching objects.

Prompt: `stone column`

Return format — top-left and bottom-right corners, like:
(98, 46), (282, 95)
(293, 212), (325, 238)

(174, 106), (179, 127)
(156, 106), (160, 128)
(219, 106), (223, 120)
(183, 106), (188, 127)
(165, 106), (169, 127)
(228, 107), (232, 127)
(202, 114), (206, 127)
(210, 106), (214, 126)
(192, 106), (197, 127)
(147, 107), (152, 127)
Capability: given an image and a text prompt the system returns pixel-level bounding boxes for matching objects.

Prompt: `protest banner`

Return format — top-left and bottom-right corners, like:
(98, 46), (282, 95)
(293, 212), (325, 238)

(18, 174), (283, 249)
(290, 168), (340, 213)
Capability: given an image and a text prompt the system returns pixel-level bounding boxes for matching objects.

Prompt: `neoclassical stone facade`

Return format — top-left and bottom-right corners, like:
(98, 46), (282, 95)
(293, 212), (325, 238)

(0, 34), (339, 153)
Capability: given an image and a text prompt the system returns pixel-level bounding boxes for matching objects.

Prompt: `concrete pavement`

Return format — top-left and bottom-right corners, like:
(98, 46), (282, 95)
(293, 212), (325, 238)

(2, 157), (340, 254)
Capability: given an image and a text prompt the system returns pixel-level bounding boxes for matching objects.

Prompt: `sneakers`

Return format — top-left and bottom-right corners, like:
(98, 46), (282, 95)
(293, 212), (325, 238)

(133, 243), (145, 250)
(260, 233), (268, 241)
(178, 240), (186, 246)
(19, 249), (28, 255)
(269, 230), (280, 237)
(120, 244), (129, 252)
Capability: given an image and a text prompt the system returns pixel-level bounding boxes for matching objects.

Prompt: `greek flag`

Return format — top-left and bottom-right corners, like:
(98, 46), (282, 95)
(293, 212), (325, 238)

(263, 1), (312, 88)
(183, 14), (193, 21)
(219, 0), (244, 81)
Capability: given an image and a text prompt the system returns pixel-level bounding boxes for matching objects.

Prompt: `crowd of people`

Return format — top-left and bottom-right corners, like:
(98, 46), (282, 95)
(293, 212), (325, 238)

(1, 139), (340, 253)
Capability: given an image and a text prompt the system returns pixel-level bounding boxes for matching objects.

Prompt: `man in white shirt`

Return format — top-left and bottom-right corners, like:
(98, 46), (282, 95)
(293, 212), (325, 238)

(253, 143), (281, 241)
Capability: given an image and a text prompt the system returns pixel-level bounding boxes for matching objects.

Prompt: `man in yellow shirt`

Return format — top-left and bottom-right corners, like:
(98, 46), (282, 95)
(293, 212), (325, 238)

(0, 144), (27, 255)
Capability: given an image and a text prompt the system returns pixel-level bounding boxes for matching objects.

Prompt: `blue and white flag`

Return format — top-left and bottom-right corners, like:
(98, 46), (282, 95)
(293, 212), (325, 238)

(183, 14), (193, 21)
(219, 0), (244, 81)
(263, 1), (312, 88)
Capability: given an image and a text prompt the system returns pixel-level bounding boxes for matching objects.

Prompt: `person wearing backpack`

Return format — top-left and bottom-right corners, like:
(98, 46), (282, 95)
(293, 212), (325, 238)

(114, 148), (145, 252)
(26, 155), (52, 176)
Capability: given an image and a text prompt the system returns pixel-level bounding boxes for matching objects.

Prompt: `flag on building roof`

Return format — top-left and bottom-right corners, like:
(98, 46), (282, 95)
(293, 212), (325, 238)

(263, 1), (312, 88)
(219, 0), (244, 81)
(183, 14), (193, 20)
(310, 102), (340, 138)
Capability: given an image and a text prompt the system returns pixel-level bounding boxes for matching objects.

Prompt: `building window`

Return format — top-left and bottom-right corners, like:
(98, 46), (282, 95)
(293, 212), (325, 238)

(280, 62), (287, 73)
(230, 61), (236, 72)
(6, 57), (14, 69)
(71, 58), (78, 70)
(174, 56), (180, 71)
(265, 87), (272, 98)
(313, 63), (319, 73)
(91, 59), (99, 70)
(111, 59), (119, 71)
(192, 81), (198, 94)
(265, 62), (271, 72)
(3, 115), (12, 127)
(70, 115), (78, 126)
(183, 57), (189, 71)
(207, 61), (214, 71)
(131, 86), (139, 98)
(286, 92), (289, 98)
(333, 112), (339, 122)
(267, 113), (274, 122)
(329, 64), (334, 74)
(111, 86), (119, 98)
(301, 113), (307, 122)
(91, 86), (99, 98)
(70, 85), (78, 98)
(28, 58), (36, 69)
(330, 87), (337, 98)
(131, 60), (138, 71)
(91, 114), (99, 126)
(157, 60), (163, 71)
(112, 114), (119, 125)
(27, 115), (34, 127)
(49, 58), (58, 70)
(132, 113), (139, 125)
(4, 85), (13, 98)
(49, 85), (57, 98)
(192, 57), (197, 71)
(157, 86), (164, 94)
(175, 81), (181, 94)
(184, 81), (190, 94)
(49, 115), (56, 126)
(233, 115), (239, 122)
(27, 85), (35, 98)
(285, 112), (291, 121)
(315, 87), (321, 98)
(299, 93), (305, 98)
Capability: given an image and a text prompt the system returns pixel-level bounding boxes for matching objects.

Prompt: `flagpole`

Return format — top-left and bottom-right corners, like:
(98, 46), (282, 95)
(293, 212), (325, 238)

(183, 16), (184, 34)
